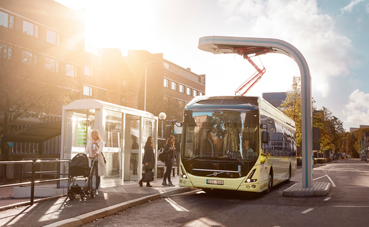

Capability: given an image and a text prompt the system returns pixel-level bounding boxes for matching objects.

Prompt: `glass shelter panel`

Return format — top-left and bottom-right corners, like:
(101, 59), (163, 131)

(104, 110), (123, 178)
(128, 118), (140, 181)
(142, 119), (155, 170)
(142, 118), (155, 152)
(68, 110), (95, 158)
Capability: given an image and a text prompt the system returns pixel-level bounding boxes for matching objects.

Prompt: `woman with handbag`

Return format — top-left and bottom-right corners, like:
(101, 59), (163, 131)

(139, 136), (155, 187)
(162, 135), (176, 186)
(85, 129), (106, 196)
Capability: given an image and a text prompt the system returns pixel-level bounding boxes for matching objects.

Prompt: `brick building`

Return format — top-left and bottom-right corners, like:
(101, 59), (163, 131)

(0, 0), (205, 159)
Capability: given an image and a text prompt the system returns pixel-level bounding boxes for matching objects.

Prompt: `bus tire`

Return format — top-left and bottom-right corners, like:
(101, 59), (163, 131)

(287, 165), (292, 183)
(267, 170), (273, 193)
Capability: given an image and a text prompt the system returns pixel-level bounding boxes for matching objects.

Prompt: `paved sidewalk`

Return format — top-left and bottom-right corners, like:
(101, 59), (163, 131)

(0, 175), (190, 227)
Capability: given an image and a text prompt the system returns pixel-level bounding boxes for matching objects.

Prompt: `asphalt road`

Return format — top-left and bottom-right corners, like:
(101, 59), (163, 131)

(85, 159), (369, 227)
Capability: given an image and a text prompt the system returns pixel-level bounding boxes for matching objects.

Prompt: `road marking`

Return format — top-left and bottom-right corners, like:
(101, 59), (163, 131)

(165, 198), (189, 212)
(171, 189), (202, 197)
(301, 208), (314, 214)
(313, 174), (336, 188)
(325, 174), (336, 188)
(323, 197), (331, 201)
(328, 167), (334, 173)
(184, 217), (226, 226)
(285, 183), (298, 191)
(324, 183), (330, 191)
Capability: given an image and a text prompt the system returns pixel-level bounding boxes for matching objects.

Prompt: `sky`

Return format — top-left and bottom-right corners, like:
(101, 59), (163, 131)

(56, 0), (369, 132)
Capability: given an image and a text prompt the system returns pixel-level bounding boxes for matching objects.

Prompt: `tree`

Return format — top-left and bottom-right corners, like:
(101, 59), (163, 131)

(314, 107), (344, 154)
(280, 76), (302, 145)
(0, 35), (74, 157)
(339, 132), (358, 157)
(349, 128), (369, 157)
(280, 76), (345, 155)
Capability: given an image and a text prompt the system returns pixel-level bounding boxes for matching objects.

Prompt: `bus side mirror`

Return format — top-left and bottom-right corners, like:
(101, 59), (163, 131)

(262, 131), (269, 144)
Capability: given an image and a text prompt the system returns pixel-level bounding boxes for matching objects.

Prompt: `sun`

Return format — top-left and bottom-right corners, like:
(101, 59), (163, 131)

(83, 1), (157, 54)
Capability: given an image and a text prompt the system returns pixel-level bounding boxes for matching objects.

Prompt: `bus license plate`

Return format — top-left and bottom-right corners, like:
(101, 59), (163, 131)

(207, 179), (224, 185)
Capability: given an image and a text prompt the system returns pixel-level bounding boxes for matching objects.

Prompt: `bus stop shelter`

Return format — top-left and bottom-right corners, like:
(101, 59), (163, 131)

(61, 99), (158, 184)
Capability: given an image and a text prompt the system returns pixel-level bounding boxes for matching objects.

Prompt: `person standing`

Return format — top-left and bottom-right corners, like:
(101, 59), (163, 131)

(85, 129), (106, 196)
(139, 136), (155, 187)
(162, 135), (176, 186)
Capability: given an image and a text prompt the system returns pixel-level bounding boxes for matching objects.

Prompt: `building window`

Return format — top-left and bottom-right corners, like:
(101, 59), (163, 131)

(46, 30), (59, 44)
(45, 57), (58, 72)
(193, 90), (197, 97)
(179, 84), (184, 93)
(164, 78), (168, 87)
(83, 86), (92, 96)
(0, 43), (12, 59)
(0, 11), (14, 29)
(200, 92), (204, 96)
(23, 20), (38, 37)
(171, 82), (176, 90)
(164, 62), (169, 69)
(66, 64), (77, 77)
(21, 50), (37, 64)
(186, 87), (191, 96)
(93, 88), (107, 100)
(67, 38), (76, 51)
(84, 66), (92, 76)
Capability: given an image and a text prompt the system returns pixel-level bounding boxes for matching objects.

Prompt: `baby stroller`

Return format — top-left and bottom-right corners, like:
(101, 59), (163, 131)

(68, 153), (97, 200)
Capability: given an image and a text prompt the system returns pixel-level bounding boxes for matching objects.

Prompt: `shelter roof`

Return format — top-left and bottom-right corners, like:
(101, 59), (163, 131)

(2, 121), (61, 143)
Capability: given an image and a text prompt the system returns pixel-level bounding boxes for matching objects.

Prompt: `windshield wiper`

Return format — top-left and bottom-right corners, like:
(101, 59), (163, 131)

(234, 156), (246, 167)
(226, 152), (247, 167)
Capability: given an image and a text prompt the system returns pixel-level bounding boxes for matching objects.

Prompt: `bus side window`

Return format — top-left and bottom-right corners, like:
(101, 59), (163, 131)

(261, 131), (269, 144)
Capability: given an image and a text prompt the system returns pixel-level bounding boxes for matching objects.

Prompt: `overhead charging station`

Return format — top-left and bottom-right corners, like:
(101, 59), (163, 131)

(198, 36), (313, 188)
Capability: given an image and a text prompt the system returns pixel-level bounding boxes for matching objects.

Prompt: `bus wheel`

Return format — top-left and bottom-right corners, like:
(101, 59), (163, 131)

(267, 172), (273, 193)
(287, 165), (292, 183)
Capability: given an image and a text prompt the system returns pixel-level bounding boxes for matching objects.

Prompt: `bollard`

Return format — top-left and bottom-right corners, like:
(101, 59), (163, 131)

(30, 160), (36, 205)
(57, 162), (60, 188)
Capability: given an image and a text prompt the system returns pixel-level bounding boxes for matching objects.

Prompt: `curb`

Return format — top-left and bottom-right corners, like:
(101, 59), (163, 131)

(44, 187), (190, 227)
(282, 182), (332, 197)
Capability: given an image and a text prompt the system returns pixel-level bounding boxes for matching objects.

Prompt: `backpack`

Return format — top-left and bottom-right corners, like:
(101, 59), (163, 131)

(158, 148), (167, 162)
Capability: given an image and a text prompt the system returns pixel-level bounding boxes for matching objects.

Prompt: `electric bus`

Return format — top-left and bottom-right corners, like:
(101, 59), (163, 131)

(179, 96), (297, 193)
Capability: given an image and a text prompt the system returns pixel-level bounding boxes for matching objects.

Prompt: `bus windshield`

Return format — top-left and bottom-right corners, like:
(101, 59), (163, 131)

(183, 110), (259, 161)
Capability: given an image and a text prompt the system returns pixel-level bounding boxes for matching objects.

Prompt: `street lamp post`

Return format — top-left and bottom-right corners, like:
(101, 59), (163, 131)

(144, 61), (159, 112)
(158, 112), (166, 138)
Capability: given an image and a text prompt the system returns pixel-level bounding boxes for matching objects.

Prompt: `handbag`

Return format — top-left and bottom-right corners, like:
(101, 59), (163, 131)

(158, 148), (167, 162)
(141, 171), (154, 182)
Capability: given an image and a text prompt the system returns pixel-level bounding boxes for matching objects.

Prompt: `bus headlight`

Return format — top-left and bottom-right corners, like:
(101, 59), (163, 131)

(180, 165), (188, 179)
(246, 169), (257, 183)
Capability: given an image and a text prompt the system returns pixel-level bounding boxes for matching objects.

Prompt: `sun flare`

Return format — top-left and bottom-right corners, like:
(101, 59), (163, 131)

(82, 0), (157, 53)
